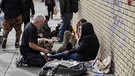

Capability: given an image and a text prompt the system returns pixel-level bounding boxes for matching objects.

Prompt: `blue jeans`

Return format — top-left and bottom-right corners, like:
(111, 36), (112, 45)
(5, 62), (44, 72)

(49, 52), (78, 61)
(59, 12), (73, 42)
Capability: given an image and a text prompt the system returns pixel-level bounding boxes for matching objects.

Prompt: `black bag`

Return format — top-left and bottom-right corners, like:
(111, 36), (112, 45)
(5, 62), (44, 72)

(39, 60), (87, 76)
(70, 0), (79, 13)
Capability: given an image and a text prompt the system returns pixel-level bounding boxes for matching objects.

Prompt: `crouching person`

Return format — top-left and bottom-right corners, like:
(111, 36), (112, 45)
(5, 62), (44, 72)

(49, 22), (100, 62)
(17, 14), (50, 67)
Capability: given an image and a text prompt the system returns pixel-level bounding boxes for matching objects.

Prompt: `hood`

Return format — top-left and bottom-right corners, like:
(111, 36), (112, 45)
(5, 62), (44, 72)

(81, 22), (95, 38)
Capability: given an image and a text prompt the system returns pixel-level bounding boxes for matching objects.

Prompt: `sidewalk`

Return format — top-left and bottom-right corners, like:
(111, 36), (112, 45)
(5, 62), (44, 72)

(0, 0), (61, 76)
(0, 0), (113, 76)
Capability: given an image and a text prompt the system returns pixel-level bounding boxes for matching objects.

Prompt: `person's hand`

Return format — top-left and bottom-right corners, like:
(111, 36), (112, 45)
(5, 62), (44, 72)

(64, 50), (70, 54)
(43, 49), (50, 54)
(38, 33), (44, 38)
(31, 15), (34, 19)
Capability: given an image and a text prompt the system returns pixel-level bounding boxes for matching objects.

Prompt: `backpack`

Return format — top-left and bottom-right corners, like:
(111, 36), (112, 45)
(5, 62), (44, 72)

(70, 0), (79, 13)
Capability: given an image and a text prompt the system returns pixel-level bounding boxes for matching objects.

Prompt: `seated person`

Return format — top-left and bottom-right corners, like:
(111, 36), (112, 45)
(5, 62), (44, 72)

(37, 15), (51, 38)
(56, 30), (77, 53)
(49, 22), (100, 61)
(56, 19), (87, 53)
(17, 14), (50, 67)
(50, 22), (61, 38)
(76, 18), (87, 38)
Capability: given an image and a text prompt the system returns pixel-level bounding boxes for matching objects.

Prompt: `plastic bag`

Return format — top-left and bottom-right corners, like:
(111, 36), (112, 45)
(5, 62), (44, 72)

(92, 56), (111, 74)
(53, 8), (57, 15)
(39, 60), (87, 76)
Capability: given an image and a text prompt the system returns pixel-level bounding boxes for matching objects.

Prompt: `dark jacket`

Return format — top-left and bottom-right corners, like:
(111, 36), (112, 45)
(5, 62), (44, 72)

(59, 0), (71, 14)
(45, 0), (56, 6)
(22, 0), (35, 20)
(0, 0), (23, 20)
(70, 22), (100, 61)
(37, 21), (51, 38)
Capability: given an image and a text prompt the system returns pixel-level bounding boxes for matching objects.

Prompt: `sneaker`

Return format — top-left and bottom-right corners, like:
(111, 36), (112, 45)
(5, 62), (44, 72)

(15, 42), (20, 48)
(16, 56), (27, 67)
(2, 38), (7, 49)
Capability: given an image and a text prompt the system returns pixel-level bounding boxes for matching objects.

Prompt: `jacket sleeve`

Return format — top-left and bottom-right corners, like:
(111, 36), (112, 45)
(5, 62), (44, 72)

(0, 0), (6, 12)
(30, 0), (35, 15)
(19, 0), (24, 14)
(69, 36), (89, 54)
(59, 0), (65, 14)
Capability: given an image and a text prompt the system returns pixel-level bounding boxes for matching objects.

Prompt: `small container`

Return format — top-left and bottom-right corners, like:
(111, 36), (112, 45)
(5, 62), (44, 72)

(94, 74), (105, 76)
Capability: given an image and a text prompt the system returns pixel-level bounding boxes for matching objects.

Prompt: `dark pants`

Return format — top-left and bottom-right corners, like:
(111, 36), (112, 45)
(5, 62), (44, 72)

(23, 19), (30, 28)
(3, 15), (22, 43)
(59, 12), (73, 42)
(22, 52), (46, 67)
(47, 5), (54, 19)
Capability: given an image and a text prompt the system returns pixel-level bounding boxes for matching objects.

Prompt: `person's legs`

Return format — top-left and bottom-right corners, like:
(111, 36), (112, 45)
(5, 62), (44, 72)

(56, 31), (71, 53)
(70, 34), (77, 46)
(24, 52), (46, 67)
(68, 54), (78, 61)
(16, 55), (27, 67)
(13, 15), (22, 48)
(63, 31), (72, 44)
(47, 7), (51, 19)
(50, 7), (54, 19)
(49, 52), (78, 61)
(59, 12), (73, 42)
(23, 19), (30, 28)
(2, 19), (12, 49)
(49, 52), (66, 60)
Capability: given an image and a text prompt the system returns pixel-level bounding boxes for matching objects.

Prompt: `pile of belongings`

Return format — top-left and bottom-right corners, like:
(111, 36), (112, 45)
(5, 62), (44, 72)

(39, 60), (87, 76)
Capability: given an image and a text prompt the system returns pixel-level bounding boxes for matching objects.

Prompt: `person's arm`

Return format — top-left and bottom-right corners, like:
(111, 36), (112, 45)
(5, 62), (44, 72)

(69, 36), (89, 54)
(0, 0), (6, 12)
(30, 0), (35, 18)
(29, 42), (50, 54)
(28, 29), (49, 54)
(59, 0), (65, 15)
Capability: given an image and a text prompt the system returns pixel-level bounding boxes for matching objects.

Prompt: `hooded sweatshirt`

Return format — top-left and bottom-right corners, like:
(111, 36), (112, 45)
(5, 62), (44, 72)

(70, 22), (100, 61)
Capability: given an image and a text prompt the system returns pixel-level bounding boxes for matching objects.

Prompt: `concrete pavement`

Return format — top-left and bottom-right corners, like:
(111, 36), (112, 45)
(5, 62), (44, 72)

(0, 0), (113, 76)
(0, 0), (61, 76)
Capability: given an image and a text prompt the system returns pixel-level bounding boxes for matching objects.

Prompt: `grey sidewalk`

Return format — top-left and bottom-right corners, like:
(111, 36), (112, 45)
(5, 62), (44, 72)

(0, 0), (61, 76)
(0, 0), (113, 76)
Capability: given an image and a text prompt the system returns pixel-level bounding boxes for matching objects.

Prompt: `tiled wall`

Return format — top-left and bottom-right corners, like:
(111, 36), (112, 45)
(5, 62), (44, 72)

(72, 0), (135, 76)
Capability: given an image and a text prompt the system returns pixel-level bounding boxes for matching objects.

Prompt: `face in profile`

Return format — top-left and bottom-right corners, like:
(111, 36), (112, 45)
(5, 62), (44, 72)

(78, 21), (83, 26)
